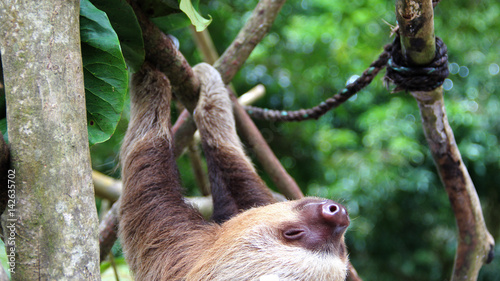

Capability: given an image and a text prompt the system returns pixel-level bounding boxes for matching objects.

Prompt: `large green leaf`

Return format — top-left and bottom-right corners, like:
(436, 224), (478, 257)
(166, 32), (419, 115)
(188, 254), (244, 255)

(90, 0), (145, 73)
(80, 0), (128, 146)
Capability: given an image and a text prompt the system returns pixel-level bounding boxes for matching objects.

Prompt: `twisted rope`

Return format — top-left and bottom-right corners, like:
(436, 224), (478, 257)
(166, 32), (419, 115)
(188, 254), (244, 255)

(245, 35), (449, 121)
(244, 40), (396, 121)
(384, 36), (449, 92)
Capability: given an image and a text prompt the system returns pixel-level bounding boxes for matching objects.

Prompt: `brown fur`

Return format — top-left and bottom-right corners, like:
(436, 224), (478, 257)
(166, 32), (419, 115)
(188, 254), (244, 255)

(119, 63), (349, 281)
(192, 63), (276, 223)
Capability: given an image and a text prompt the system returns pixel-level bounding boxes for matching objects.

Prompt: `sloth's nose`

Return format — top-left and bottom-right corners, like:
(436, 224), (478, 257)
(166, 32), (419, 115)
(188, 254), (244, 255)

(321, 201), (350, 230)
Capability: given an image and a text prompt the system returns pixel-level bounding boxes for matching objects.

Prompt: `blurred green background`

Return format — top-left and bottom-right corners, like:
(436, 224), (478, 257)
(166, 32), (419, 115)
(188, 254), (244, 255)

(88, 0), (499, 280)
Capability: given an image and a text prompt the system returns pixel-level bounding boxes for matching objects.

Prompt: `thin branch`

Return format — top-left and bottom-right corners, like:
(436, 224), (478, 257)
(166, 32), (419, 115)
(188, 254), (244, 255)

(187, 140), (210, 196)
(213, 0), (286, 83)
(346, 262), (362, 281)
(395, 1), (495, 280)
(93, 170), (121, 203)
(99, 199), (120, 262)
(172, 110), (198, 158)
(230, 93), (304, 200)
(190, 26), (219, 65)
(109, 252), (121, 281)
(238, 84), (266, 105)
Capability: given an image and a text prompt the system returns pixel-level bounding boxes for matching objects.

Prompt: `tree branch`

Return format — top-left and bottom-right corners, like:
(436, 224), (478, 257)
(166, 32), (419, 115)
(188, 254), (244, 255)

(395, 0), (435, 65)
(172, 110), (198, 157)
(99, 199), (120, 262)
(128, 0), (201, 112)
(213, 0), (286, 83)
(230, 93), (304, 200)
(187, 140), (210, 196)
(395, 1), (495, 280)
(190, 26), (219, 65)
(93, 170), (121, 203)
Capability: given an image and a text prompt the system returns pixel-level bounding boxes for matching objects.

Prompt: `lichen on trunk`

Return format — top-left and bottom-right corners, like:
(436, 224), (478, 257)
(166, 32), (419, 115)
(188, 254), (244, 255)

(0, 0), (100, 279)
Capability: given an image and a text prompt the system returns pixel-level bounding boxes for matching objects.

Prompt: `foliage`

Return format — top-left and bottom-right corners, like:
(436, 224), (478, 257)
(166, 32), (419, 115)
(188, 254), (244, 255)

(180, 0), (212, 32)
(80, 0), (129, 145)
(86, 0), (499, 279)
(90, 0), (145, 73)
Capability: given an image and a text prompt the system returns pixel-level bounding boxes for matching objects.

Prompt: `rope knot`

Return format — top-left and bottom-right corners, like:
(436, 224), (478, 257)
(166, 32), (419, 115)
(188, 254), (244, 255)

(384, 36), (449, 92)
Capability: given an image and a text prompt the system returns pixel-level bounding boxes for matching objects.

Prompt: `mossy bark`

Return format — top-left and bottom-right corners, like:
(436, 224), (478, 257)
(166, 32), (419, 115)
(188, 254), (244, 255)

(396, 0), (435, 65)
(395, 1), (495, 280)
(0, 0), (100, 280)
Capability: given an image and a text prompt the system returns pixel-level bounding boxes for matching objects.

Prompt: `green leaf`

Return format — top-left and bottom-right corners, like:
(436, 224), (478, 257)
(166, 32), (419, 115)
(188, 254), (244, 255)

(179, 0), (212, 32)
(138, 0), (180, 18)
(0, 119), (7, 143)
(152, 14), (192, 33)
(89, 0), (145, 73)
(80, 0), (128, 146)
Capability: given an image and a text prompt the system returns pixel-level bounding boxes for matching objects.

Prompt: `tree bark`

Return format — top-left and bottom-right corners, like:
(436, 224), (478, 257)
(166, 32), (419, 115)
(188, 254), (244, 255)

(395, 0), (495, 280)
(0, 132), (10, 230)
(395, 0), (435, 65)
(0, 0), (100, 279)
(411, 90), (495, 280)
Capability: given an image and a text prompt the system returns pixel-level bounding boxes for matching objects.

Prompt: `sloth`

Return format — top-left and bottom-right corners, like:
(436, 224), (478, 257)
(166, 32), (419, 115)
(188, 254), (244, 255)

(119, 63), (350, 281)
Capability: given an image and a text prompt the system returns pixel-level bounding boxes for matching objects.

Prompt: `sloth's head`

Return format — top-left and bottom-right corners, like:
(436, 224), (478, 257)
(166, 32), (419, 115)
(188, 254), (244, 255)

(188, 197), (350, 281)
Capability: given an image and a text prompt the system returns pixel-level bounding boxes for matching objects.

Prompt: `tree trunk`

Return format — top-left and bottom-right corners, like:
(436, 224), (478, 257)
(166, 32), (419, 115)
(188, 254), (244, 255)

(0, 0), (100, 279)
